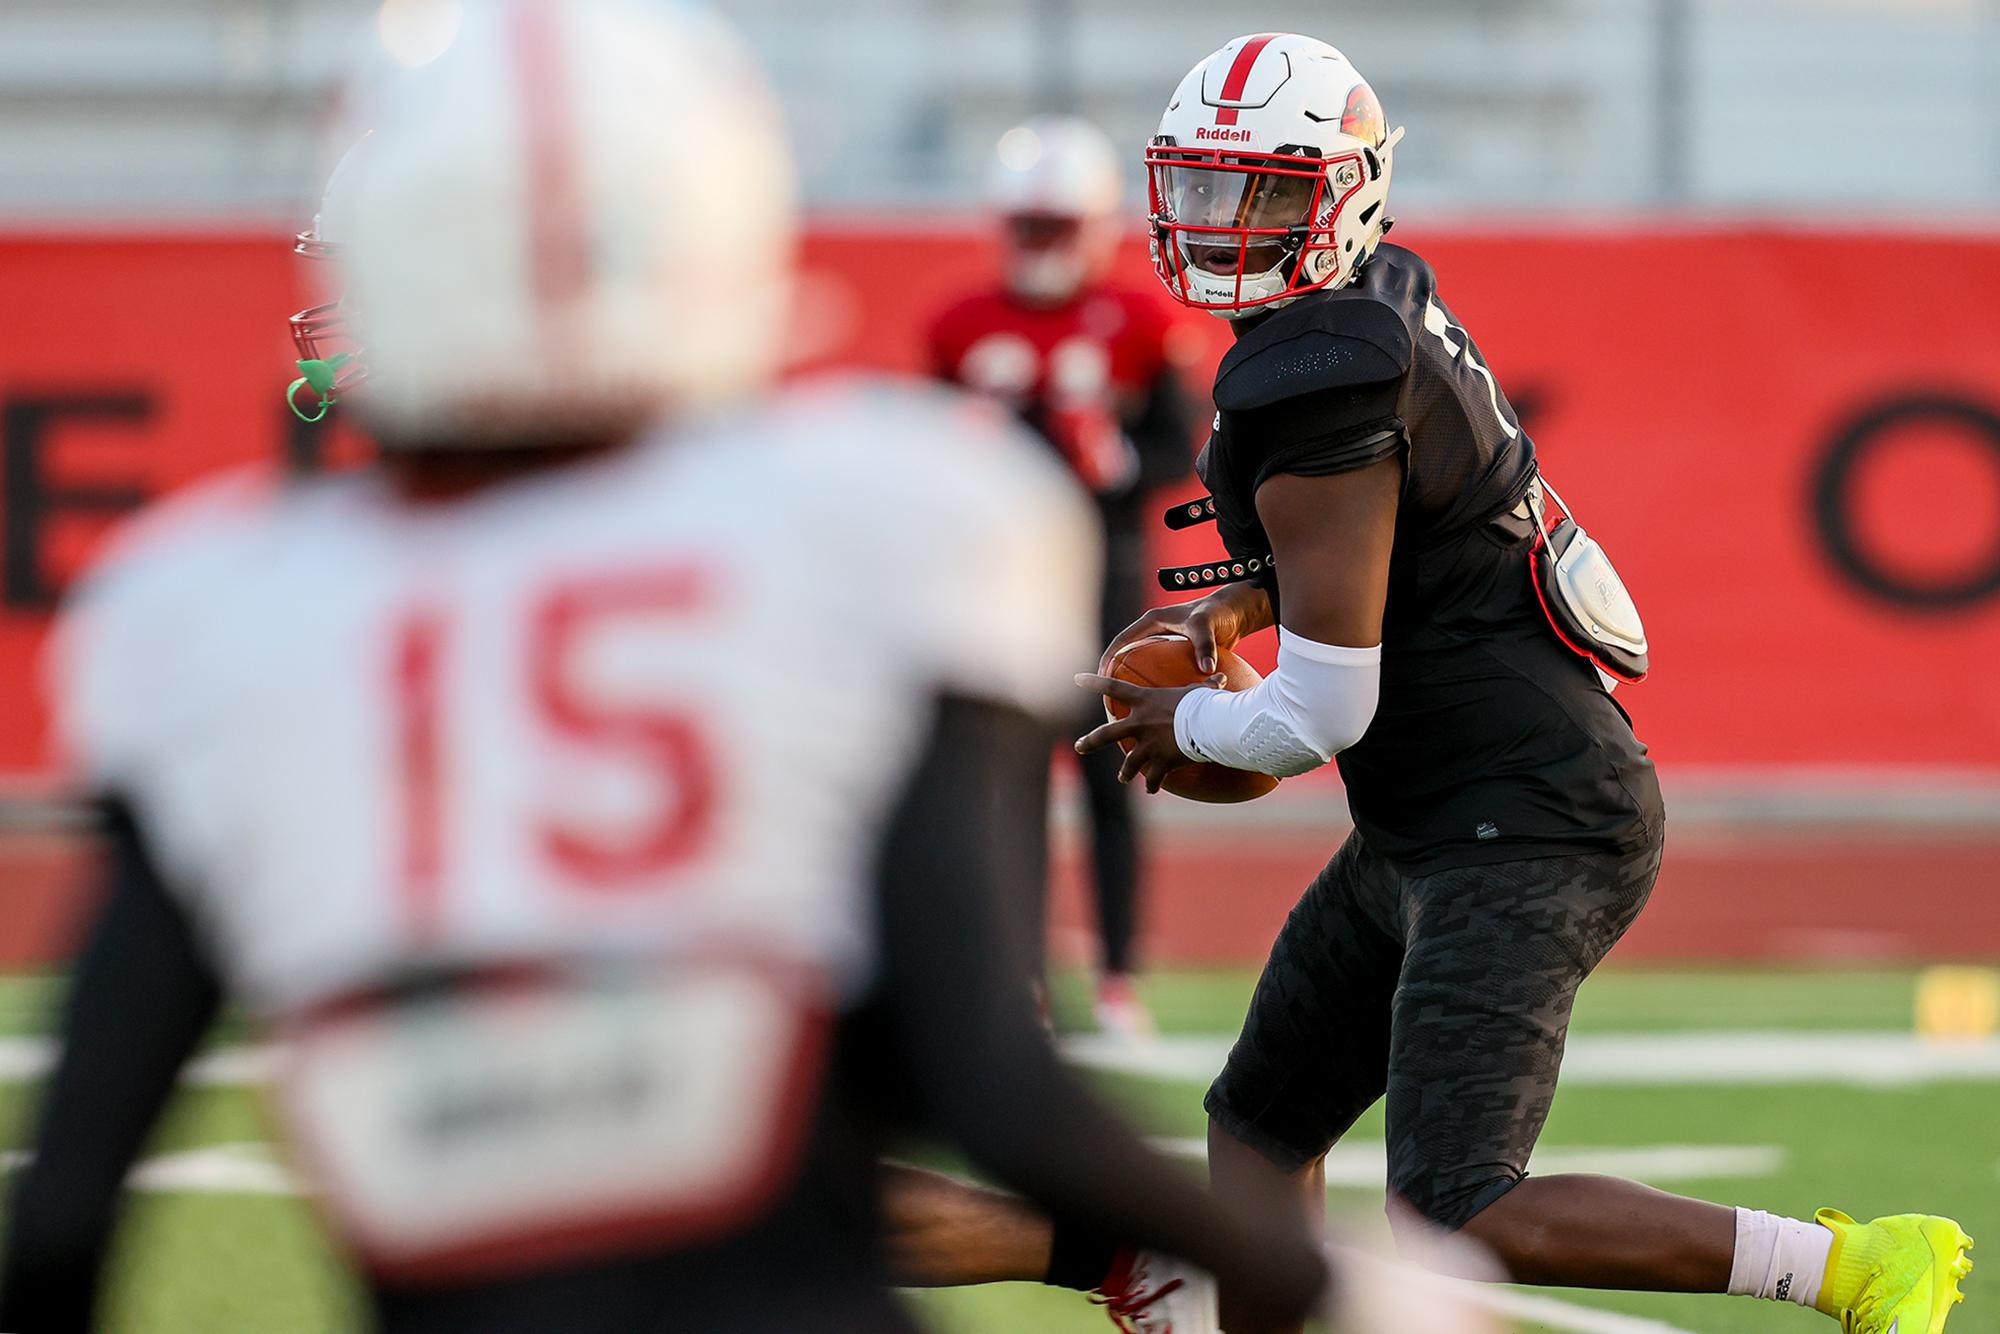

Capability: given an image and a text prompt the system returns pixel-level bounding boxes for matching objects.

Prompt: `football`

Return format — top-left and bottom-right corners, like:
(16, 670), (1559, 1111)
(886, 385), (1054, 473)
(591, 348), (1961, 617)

(1103, 634), (1281, 804)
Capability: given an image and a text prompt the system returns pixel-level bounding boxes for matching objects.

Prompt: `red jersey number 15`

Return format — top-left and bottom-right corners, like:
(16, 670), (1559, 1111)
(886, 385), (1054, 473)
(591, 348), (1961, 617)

(391, 566), (718, 939)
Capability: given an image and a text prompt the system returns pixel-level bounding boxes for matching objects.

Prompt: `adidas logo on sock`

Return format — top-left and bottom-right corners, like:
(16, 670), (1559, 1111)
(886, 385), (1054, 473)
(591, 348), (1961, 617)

(1774, 1272), (1793, 1302)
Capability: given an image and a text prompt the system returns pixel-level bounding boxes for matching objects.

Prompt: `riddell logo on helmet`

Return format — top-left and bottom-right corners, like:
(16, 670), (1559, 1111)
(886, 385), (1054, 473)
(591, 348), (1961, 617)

(1195, 125), (1254, 143)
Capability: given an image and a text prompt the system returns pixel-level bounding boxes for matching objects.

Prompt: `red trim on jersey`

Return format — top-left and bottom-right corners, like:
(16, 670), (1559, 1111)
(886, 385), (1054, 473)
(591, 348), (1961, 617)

(1213, 33), (1280, 126)
(510, 0), (589, 364)
(394, 609), (448, 942)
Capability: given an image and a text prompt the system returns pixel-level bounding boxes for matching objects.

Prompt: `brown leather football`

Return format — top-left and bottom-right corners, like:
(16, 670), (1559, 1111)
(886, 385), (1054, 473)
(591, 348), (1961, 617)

(1103, 634), (1281, 804)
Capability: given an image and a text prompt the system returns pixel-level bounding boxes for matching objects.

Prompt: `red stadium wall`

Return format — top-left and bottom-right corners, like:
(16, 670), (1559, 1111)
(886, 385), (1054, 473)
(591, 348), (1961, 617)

(2, 223), (1998, 781)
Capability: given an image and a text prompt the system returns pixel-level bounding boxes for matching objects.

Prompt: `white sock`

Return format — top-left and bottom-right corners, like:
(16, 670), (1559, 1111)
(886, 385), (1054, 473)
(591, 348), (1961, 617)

(1728, 1208), (1834, 1307)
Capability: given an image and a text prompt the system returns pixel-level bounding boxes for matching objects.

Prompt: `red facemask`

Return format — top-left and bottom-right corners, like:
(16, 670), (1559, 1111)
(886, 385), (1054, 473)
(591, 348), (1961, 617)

(1145, 140), (1365, 313)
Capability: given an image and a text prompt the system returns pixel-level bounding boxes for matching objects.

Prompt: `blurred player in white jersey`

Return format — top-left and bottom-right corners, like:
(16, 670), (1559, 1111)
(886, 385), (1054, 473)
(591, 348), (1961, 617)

(0, 3), (1330, 1331)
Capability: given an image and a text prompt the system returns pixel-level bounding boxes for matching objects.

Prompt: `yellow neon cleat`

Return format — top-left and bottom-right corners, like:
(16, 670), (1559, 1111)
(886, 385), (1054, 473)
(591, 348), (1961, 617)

(1814, 1208), (1974, 1334)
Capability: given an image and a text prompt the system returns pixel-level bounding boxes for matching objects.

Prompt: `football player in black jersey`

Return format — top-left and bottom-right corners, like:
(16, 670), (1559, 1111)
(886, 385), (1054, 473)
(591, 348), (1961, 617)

(892, 30), (1974, 1334)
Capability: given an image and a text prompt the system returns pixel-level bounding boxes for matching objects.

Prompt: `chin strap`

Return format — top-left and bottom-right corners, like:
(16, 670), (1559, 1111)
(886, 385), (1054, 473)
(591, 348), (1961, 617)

(287, 352), (354, 423)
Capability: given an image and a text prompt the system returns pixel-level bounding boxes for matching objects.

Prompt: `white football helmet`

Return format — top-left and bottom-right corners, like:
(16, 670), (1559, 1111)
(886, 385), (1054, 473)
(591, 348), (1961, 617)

(1146, 33), (1403, 317)
(309, 0), (796, 444)
(987, 115), (1122, 305)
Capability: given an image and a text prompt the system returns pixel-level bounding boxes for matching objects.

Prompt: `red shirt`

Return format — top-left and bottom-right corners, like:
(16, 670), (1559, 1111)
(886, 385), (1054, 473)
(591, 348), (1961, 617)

(926, 285), (1186, 494)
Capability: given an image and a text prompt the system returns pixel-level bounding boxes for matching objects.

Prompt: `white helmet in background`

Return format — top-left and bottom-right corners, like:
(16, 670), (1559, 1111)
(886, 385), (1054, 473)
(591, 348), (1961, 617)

(316, 0), (796, 445)
(987, 115), (1123, 305)
(1146, 33), (1402, 317)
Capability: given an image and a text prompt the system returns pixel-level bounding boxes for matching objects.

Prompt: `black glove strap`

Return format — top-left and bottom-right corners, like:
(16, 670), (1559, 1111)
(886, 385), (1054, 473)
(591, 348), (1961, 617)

(1157, 551), (1274, 593)
(1162, 495), (1218, 530)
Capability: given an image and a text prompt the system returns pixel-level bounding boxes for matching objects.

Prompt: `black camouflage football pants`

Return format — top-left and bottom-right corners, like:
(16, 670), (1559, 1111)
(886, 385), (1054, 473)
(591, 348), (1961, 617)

(1204, 830), (1663, 1231)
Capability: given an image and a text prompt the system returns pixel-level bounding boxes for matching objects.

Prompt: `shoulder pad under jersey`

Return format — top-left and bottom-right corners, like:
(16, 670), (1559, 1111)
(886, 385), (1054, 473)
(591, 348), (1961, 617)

(753, 376), (1101, 721)
(52, 467), (281, 788)
(1211, 294), (1412, 414)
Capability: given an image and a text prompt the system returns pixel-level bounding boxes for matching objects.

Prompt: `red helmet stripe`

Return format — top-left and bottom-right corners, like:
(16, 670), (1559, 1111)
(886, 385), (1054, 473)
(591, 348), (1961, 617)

(1213, 33), (1281, 126)
(511, 0), (589, 366)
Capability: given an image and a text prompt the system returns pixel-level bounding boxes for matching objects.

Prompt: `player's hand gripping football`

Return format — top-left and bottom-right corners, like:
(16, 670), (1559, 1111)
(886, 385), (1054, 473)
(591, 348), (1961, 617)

(1079, 583), (1276, 792)
(1097, 581), (1273, 675)
(1072, 670), (1222, 791)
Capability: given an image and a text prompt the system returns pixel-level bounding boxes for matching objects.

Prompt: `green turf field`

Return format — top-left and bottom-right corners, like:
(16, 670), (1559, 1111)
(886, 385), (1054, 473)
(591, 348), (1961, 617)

(0, 966), (1991, 1333)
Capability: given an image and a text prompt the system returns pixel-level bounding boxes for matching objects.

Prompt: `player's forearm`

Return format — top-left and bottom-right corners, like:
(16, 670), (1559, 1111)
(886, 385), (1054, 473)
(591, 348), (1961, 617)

(878, 1164), (1055, 1286)
(875, 696), (1320, 1297)
(1168, 455), (1394, 776)
(0, 801), (222, 1333)
(1173, 627), (1380, 776)
(0, 1185), (124, 1334)
(935, 1033), (1324, 1297)
(1240, 583), (1277, 636)
(1201, 580), (1275, 640)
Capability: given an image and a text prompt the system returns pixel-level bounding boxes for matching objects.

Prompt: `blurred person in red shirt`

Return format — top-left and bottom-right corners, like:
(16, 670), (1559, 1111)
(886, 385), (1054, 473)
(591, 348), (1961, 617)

(927, 116), (1200, 1038)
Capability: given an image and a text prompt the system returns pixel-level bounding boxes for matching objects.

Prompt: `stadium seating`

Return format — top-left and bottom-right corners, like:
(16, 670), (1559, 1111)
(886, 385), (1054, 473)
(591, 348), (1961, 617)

(0, 0), (1991, 219)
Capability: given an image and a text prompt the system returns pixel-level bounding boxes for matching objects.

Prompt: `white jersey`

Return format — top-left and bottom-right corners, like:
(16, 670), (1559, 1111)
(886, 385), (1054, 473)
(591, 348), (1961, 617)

(48, 377), (1097, 1274)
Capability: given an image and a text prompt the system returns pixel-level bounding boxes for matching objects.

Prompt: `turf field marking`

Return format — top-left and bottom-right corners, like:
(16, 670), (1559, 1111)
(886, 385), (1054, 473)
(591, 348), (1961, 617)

(1064, 1030), (2000, 1086)
(0, 1149), (1709, 1334)
(1151, 1139), (1783, 1185)
(1473, 1288), (1699, 1334)
(1, 1143), (297, 1196)
(1330, 1241), (1701, 1334)
(129, 1143), (295, 1195)
(0, 1036), (275, 1086)
(0, 1159), (1709, 1334)
(2, 1139), (1781, 1202)
(5, 1030), (1998, 1092)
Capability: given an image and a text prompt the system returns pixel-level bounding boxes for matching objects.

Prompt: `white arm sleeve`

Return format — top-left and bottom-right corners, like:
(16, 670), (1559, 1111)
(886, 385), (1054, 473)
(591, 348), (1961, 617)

(1172, 628), (1381, 778)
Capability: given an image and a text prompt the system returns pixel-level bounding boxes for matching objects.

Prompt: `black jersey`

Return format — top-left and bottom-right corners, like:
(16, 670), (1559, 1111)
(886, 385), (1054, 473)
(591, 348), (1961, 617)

(1198, 243), (1663, 871)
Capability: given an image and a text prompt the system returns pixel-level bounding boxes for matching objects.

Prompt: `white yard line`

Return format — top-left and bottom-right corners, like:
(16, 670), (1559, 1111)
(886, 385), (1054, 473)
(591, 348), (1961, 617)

(1474, 1288), (1701, 1334)
(129, 1143), (296, 1196)
(0, 1037), (277, 1086)
(1064, 1030), (2000, 1087)
(0, 1150), (1709, 1334)
(0, 1032), (1992, 1088)
(1150, 1139), (1783, 1186)
(0, 1139), (1782, 1202)
(1329, 1242), (1703, 1334)
(2, 1143), (298, 1196)
(0, 1145), (1707, 1334)
(4, 1030), (1998, 1091)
